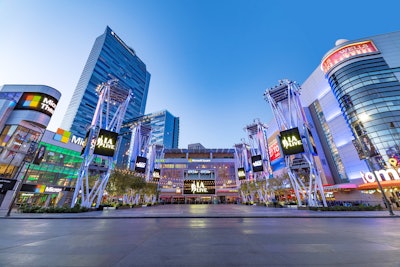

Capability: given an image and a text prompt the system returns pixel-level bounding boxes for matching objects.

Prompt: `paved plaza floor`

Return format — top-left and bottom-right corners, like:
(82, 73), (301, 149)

(1, 205), (400, 266)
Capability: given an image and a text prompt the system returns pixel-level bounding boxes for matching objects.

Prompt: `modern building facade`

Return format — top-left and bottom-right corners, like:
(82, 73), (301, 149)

(0, 85), (61, 211)
(299, 31), (400, 205)
(158, 148), (239, 204)
(61, 26), (151, 139)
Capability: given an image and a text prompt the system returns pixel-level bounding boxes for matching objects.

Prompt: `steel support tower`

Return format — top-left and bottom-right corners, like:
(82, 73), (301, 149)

(245, 119), (271, 181)
(71, 79), (132, 208)
(264, 79), (327, 207)
(128, 123), (152, 177)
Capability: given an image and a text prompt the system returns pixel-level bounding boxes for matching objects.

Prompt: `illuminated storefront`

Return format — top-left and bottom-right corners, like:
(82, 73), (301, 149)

(0, 85), (61, 212)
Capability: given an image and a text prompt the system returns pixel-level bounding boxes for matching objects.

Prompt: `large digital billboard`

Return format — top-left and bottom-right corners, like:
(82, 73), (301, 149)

(268, 138), (282, 162)
(93, 129), (118, 157)
(15, 92), (58, 117)
(184, 180), (215, 194)
(279, 127), (305, 155)
(134, 156), (147, 173)
(251, 155), (263, 172)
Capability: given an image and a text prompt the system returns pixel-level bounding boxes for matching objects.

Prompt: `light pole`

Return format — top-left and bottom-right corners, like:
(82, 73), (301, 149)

(351, 115), (394, 216)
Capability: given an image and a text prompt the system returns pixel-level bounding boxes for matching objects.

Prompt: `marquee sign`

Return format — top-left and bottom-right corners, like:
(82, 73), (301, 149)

(15, 92), (58, 117)
(184, 180), (215, 194)
(321, 40), (378, 74)
(279, 127), (305, 155)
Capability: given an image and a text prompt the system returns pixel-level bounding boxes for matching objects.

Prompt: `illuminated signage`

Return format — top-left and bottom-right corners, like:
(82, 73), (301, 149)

(251, 155), (264, 172)
(268, 139), (282, 162)
(237, 167), (246, 180)
(184, 180), (215, 194)
(93, 129), (118, 157)
(189, 159), (211, 162)
(153, 168), (160, 178)
(53, 128), (71, 143)
(361, 168), (400, 184)
(321, 40), (378, 73)
(15, 92), (58, 117)
(44, 186), (63, 193)
(71, 135), (85, 146)
(279, 127), (305, 155)
(135, 156), (147, 173)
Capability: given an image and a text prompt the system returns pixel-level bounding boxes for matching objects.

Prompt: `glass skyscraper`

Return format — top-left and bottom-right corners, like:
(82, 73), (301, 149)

(61, 26), (151, 138)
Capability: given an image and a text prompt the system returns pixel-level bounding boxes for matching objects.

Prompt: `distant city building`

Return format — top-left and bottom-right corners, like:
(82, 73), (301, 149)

(188, 143), (205, 150)
(116, 110), (179, 168)
(123, 110), (179, 149)
(61, 26), (151, 138)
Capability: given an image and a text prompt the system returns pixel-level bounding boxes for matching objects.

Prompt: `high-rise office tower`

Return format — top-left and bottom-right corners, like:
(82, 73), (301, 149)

(61, 26), (151, 138)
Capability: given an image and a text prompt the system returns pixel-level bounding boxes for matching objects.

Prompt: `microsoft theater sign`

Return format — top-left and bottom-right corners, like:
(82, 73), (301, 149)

(361, 168), (400, 183)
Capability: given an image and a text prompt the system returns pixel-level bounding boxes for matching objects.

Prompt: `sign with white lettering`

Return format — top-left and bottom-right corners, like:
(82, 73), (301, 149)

(93, 129), (118, 157)
(153, 168), (160, 181)
(251, 155), (264, 172)
(279, 127), (305, 155)
(135, 156), (147, 173)
(15, 92), (58, 117)
(321, 40), (378, 74)
(184, 180), (215, 194)
(361, 168), (400, 184)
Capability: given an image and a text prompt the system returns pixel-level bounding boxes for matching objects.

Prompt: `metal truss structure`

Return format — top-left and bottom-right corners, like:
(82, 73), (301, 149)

(264, 79), (327, 207)
(128, 123), (152, 177)
(71, 79), (132, 208)
(245, 119), (271, 181)
(234, 141), (252, 181)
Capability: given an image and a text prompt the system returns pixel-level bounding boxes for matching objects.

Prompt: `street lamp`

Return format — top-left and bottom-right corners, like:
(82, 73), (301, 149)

(352, 114), (394, 216)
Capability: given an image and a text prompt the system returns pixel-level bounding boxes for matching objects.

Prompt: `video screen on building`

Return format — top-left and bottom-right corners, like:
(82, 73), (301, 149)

(268, 138), (283, 162)
(237, 167), (246, 180)
(134, 156), (147, 173)
(93, 129), (118, 157)
(279, 127), (305, 155)
(251, 155), (264, 172)
(184, 180), (215, 194)
(14, 92), (58, 117)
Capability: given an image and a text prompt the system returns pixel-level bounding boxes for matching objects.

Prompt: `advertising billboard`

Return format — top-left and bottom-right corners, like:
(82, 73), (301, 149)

(184, 180), (215, 194)
(14, 92), (58, 117)
(134, 156), (147, 173)
(251, 155), (263, 172)
(279, 127), (305, 155)
(268, 138), (282, 162)
(93, 129), (118, 157)
(237, 167), (246, 180)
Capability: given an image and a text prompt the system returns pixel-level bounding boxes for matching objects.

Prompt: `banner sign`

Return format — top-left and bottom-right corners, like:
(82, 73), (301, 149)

(237, 167), (246, 180)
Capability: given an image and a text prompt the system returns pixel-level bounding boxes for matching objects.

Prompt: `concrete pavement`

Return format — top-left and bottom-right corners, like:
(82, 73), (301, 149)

(2, 204), (399, 219)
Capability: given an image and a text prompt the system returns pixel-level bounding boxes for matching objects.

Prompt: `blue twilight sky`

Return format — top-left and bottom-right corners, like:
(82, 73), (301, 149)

(0, 0), (399, 149)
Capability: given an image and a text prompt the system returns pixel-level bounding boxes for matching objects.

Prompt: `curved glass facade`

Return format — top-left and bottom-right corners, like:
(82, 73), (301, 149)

(325, 48), (400, 169)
